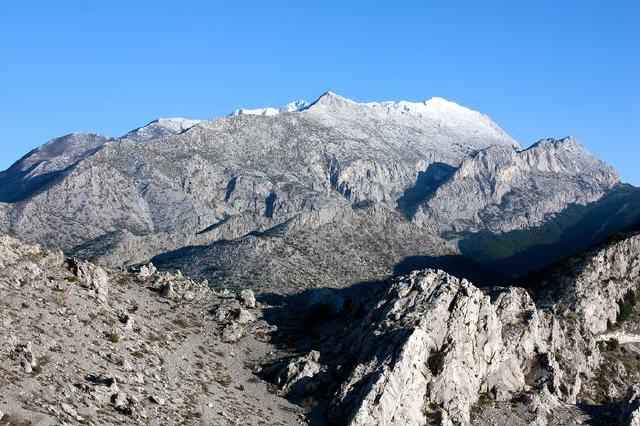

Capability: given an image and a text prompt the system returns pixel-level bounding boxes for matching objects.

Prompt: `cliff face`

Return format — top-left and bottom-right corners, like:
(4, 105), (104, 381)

(418, 138), (620, 234)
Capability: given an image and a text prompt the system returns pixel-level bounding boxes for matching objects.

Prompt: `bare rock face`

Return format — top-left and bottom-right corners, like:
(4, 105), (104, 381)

(416, 138), (619, 234)
(329, 270), (536, 425)
(274, 350), (326, 396)
(254, 231), (640, 425)
(70, 259), (109, 303)
(557, 234), (640, 334)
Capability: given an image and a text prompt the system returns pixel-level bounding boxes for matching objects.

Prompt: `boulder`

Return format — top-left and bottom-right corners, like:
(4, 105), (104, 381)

(221, 323), (244, 343)
(276, 350), (326, 396)
(70, 259), (109, 303)
(137, 263), (157, 279)
(239, 289), (256, 309)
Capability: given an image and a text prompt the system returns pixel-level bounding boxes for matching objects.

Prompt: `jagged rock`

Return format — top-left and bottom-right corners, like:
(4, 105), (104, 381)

(16, 341), (37, 374)
(239, 289), (256, 309)
(71, 259), (109, 303)
(622, 384), (640, 426)
(556, 234), (640, 334)
(329, 270), (531, 425)
(221, 323), (245, 343)
(275, 350), (326, 396)
(137, 263), (157, 279)
(158, 281), (175, 299)
(297, 231), (640, 425)
(111, 392), (137, 416)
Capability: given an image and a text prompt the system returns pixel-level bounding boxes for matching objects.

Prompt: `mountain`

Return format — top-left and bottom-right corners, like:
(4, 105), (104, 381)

(1, 91), (640, 425)
(0, 118), (201, 203)
(0, 92), (637, 293)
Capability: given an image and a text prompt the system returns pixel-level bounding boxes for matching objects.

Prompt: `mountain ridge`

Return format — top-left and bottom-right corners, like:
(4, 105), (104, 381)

(0, 92), (635, 295)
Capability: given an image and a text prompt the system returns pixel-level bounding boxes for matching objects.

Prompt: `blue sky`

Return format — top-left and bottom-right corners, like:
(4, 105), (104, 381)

(1, 1), (638, 183)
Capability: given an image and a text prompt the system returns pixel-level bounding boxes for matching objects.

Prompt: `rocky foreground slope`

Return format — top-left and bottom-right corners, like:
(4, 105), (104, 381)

(0, 234), (302, 425)
(2, 228), (639, 425)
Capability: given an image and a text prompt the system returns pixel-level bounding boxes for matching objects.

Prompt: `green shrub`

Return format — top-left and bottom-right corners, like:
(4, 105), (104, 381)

(606, 338), (620, 352)
(103, 331), (120, 343)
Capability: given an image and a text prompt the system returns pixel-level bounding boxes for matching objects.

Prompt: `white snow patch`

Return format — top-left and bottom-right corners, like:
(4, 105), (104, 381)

(230, 100), (310, 117)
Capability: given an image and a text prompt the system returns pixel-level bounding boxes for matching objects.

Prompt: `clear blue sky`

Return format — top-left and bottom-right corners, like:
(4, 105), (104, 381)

(1, 1), (638, 183)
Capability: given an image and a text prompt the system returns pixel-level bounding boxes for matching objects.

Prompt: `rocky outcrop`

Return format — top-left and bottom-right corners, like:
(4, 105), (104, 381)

(274, 350), (326, 396)
(70, 258), (110, 303)
(555, 234), (640, 334)
(262, 231), (640, 425)
(240, 289), (257, 309)
(328, 270), (549, 425)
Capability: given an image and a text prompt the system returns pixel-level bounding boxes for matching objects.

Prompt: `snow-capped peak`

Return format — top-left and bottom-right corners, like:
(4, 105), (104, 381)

(230, 100), (310, 117)
(228, 93), (489, 121)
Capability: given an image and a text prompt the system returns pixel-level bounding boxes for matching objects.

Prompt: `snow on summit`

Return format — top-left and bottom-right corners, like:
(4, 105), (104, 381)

(230, 100), (310, 117)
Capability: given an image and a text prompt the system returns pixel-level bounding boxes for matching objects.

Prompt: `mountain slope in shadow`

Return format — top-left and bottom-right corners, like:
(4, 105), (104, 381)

(458, 184), (640, 282)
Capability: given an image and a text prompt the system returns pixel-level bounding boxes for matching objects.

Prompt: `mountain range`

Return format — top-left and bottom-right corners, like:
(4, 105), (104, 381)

(1, 92), (638, 292)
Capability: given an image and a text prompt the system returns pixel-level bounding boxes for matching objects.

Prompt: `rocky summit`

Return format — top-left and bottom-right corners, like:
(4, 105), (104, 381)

(1, 92), (640, 425)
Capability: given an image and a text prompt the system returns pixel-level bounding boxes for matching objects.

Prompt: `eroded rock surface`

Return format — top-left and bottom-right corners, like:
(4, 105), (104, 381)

(261, 232), (640, 425)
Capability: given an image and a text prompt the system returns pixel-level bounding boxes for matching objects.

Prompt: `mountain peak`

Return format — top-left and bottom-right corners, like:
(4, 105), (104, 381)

(307, 91), (356, 108)
(527, 136), (582, 151)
